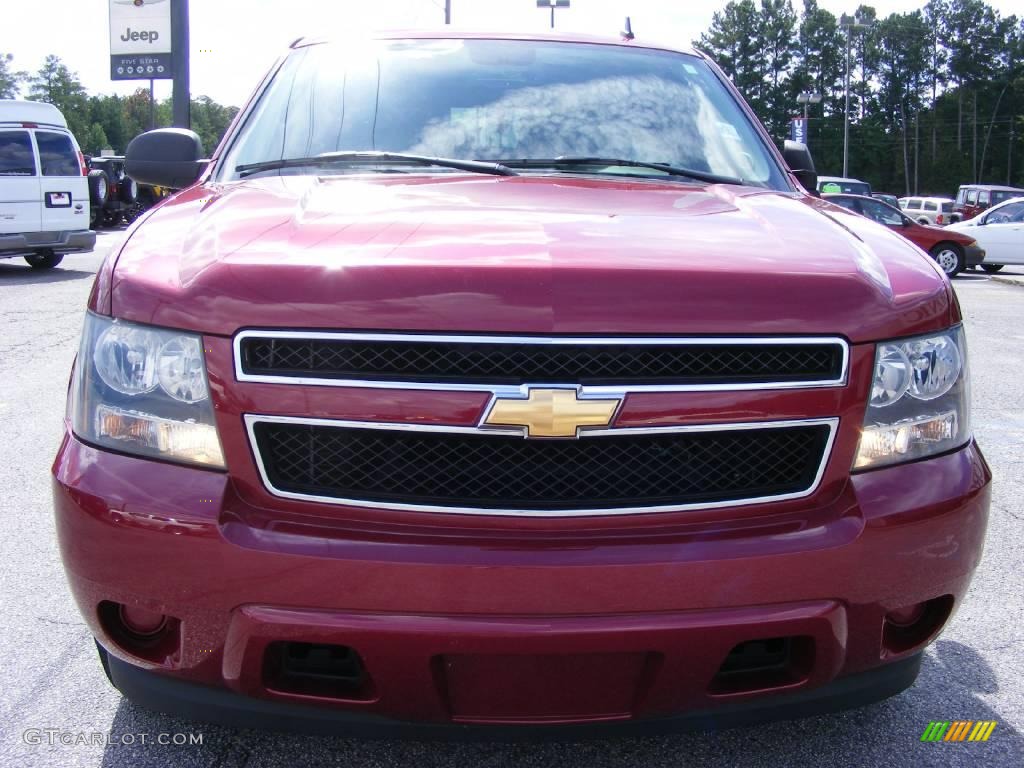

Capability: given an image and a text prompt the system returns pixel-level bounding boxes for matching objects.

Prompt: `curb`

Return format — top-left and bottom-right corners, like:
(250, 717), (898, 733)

(991, 276), (1024, 288)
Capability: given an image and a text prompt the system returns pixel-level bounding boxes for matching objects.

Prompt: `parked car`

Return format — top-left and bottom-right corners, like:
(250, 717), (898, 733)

(54, 32), (989, 736)
(817, 175), (872, 196)
(954, 183), (1024, 221)
(897, 196), (956, 226)
(873, 193), (899, 208)
(0, 100), (95, 269)
(946, 196), (1024, 273)
(824, 193), (983, 277)
(87, 155), (148, 228)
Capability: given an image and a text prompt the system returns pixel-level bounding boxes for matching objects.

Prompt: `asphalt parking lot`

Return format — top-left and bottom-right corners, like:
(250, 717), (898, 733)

(1, 230), (1022, 767)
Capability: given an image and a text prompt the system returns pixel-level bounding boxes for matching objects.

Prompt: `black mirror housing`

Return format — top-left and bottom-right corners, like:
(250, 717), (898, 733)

(783, 140), (817, 195)
(125, 128), (208, 189)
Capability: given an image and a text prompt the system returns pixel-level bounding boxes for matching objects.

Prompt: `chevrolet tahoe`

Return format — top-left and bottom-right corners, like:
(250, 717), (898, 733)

(52, 32), (990, 736)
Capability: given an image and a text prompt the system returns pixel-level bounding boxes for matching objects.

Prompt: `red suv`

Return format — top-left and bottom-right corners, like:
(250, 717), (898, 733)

(955, 183), (1024, 221)
(823, 193), (984, 277)
(53, 32), (989, 736)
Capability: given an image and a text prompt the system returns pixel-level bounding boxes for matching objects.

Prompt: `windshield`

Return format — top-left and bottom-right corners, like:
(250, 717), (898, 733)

(222, 39), (786, 188)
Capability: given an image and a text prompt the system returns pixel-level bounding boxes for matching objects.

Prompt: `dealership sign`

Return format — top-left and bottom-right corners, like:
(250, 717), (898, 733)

(109, 0), (172, 80)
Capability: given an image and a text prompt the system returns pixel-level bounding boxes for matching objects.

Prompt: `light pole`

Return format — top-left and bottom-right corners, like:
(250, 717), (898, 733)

(840, 13), (871, 177)
(536, 0), (570, 29)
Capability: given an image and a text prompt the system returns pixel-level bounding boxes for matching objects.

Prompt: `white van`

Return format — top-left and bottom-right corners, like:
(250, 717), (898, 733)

(0, 100), (95, 269)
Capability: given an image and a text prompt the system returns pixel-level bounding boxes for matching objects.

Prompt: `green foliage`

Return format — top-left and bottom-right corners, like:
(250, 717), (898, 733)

(0, 52), (27, 99)
(695, 0), (1024, 195)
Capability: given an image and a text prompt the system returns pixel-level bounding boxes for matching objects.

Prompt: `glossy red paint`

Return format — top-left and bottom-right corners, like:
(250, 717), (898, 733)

(53, 432), (989, 723)
(59, 31), (991, 730)
(104, 176), (953, 341)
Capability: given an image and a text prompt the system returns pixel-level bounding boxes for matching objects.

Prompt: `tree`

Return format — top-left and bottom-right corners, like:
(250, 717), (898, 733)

(0, 52), (27, 99)
(759, 0), (799, 136)
(696, 1), (766, 115)
(27, 55), (88, 139)
(189, 95), (239, 154)
(80, 123), (110, 155)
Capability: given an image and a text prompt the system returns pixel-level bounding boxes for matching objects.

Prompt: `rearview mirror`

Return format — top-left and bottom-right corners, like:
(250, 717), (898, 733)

(783, 140), (817, 195)
(125, 128), (208, 189)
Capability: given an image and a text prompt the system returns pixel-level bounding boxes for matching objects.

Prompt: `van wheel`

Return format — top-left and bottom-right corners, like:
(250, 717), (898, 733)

(980, 264), (1004, 273)
(24, 250), (65, 270)
(930, 243), (964, 277)
(917, 218), (929, 225)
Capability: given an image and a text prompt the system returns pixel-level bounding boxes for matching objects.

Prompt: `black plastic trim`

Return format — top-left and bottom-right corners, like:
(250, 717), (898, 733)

(103, 650), (922, 740)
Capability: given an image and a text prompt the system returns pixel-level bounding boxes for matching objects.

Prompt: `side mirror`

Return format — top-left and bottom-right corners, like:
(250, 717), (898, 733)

(783, 140), (817, 194)
(125, 128), (208, 189)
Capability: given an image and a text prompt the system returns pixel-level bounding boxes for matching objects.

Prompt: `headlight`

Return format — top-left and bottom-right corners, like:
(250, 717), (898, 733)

(70, 313), (224, 468)
(854, 326), (970, 470)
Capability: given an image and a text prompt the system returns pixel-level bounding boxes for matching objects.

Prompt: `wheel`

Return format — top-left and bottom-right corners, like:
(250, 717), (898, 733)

(980, 264), (1004, 273)
(930, 243), (964, 277)
(917, 218), (929, 226)
(24, 249), (64, 270)
(119, 176), (138, 204)
(88, 169), (109, 207)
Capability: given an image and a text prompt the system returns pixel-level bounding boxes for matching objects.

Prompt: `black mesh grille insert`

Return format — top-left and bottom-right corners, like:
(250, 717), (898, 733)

(252, 422), (832, 511)
(239, 337), (844, 386)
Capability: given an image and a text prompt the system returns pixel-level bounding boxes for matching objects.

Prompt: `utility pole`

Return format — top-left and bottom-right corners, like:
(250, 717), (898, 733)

(170, 0), (190, 129)
(840, 13), (871, 178)
(445, 0), (450, 24)
(536, 0), (570, 29)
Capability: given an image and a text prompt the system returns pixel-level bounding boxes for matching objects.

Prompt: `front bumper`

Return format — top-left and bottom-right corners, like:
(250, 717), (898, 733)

(0, 229), (96, 257)
(53, 433), (990, 732)
(965, 243), (986, 267)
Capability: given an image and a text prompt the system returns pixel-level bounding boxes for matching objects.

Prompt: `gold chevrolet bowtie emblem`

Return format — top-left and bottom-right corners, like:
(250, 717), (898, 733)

(482, 388), (621, 438)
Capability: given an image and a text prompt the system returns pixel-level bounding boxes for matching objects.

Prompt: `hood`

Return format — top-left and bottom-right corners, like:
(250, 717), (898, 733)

(108, 175), (952, 342)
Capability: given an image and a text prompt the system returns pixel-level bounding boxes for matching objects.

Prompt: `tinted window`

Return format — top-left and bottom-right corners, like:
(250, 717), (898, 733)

(35, 131), (78, 176)
(941, 202), (953, 213)
(905, 199), (921, 210)
(829, 196), (861, 214)
(986, 202), (1024, 224)
(0, 130), (35, 175)
(991, 190), (1021, 206)
(923, 201), (937, 211)
(225, 39), (787, 188)
(860, 198), (904, 226)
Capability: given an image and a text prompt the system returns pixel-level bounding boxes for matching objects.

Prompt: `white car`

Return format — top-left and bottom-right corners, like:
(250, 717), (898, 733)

(0, 100), (95, 269)
(945, 196), (1024, 273)
(897, 196), (956, 226)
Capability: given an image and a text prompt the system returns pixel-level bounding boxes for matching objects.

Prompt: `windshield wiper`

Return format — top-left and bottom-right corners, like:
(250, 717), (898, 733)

(235, 151), (518, 179)
(494, 157), (742, 185)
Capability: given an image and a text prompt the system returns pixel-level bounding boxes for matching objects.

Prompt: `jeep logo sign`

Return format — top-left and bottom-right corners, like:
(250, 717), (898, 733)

(120, 29), (160, 44)
(109, 0), (171, 56)
(109, 0), (172, 81)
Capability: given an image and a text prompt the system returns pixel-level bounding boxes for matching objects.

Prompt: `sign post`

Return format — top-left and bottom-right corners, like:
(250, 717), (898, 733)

(109, 0), (173, 81)
(109, 0), (189, 129)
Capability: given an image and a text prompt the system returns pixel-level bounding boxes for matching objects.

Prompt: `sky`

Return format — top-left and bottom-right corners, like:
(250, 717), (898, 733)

(5, 0), (1022, 107)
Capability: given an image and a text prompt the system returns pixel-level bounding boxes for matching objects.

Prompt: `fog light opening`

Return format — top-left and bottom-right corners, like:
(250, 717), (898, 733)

(882, 595), (954, 656)
(98, 601), (181, 663)
(118, 604), (168, 637)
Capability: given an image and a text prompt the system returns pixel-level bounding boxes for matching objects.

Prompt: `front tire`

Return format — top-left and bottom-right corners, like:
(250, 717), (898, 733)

(930, 243), (964, 278)
(980, 264), (1004, 274)
(24, 250), (64, 270)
